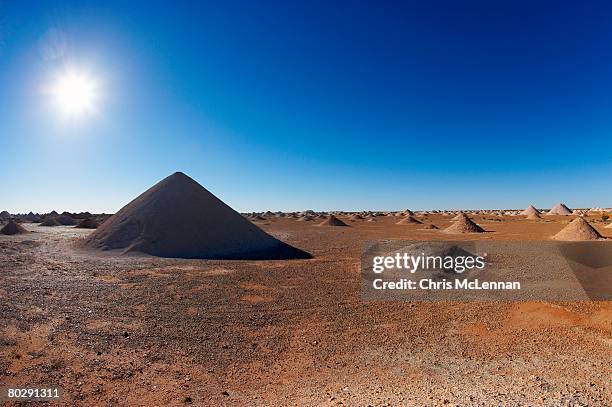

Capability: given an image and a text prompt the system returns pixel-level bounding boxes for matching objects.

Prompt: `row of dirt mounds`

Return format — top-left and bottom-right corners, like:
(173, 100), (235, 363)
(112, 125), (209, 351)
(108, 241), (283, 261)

(80, 172), (311, 259)
(1, 201), (600, 225)
(3, 195), (610, 250)
(0, 209), (111, 228)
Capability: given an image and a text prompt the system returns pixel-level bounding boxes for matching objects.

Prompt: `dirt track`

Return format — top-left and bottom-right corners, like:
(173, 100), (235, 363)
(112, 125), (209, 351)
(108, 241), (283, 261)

(0, 215), (611, 406)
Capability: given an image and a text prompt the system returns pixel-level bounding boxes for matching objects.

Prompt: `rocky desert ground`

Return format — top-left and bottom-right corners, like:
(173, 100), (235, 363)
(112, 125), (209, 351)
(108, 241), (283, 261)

(1, 211), (611, 406)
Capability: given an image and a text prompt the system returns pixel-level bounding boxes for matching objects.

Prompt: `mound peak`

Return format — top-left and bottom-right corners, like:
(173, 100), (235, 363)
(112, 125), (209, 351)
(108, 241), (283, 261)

(444, 214), (485, 234)
(80, 172), (310, 259)
(552, 217), (604, 241)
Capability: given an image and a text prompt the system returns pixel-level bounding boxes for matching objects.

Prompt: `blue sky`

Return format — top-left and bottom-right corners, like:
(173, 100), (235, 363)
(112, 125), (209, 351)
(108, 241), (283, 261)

(1, 0), (612, 213)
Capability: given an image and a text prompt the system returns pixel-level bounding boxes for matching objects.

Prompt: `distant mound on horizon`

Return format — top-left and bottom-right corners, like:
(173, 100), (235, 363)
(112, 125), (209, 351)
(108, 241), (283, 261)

(547, 202), (572, 216)
(522, 205), (541, 216)
(40, 217), (62, 226)
(396, 215), (422, 225)
(80, 172), (311, 259)
(317, 215), (349, 227)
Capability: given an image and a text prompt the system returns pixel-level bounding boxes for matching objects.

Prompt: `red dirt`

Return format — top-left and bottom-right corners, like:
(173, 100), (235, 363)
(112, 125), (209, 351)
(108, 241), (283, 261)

(0, 215), (610, 405)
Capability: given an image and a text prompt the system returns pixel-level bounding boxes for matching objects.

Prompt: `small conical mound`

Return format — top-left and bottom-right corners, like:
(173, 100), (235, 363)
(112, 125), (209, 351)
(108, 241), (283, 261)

(552, 217), (604, 241)
(547, 203), (572, 216)
(1, 220), (28, 235)
(522, 205), (541, 216)
(444, 213), (485, 234)
(349, 214), (364, 221)
(606, 222), (612, 229)
(317, 215), (349, 227)
(76, 218), (99, 229)
(396, 215), (422, 225)
(421, 224), (439, 230)
(40, 217), (61, 226)
(402, 209), (415, 216)
(527, 212), (541, 220)
(81, 172), (310, 259)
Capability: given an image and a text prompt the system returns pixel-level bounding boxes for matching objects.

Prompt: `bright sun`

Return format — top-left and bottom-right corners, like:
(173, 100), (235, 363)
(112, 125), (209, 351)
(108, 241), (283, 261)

(51, 71), (98, 118)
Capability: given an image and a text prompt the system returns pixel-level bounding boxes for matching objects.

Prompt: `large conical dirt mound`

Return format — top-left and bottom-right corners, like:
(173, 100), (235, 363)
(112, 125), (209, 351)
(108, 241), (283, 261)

(522, 205), (541, 216)
(547, 202), (572, 216)
(1, 220), (28, 235)
(80, 172), (310, 259)
(317, 215), (349, 227)
(552, 217), (604, 241)
(444, 213), (485, 234)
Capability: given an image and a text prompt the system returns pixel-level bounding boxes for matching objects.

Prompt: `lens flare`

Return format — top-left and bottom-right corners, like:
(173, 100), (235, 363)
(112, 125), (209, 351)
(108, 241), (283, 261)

(51, 71), (98, 118)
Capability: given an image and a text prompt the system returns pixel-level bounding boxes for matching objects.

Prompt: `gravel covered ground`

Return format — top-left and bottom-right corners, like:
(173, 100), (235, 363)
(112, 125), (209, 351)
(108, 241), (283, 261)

(0, 215), (610, 406)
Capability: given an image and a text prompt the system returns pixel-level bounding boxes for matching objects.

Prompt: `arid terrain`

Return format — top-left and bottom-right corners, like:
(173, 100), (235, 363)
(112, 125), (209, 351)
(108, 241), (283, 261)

(1, 213), (611, 406)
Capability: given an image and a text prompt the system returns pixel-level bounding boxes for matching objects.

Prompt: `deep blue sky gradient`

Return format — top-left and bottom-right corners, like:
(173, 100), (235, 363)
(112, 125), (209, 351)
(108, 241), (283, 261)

(2, 0), (612, 212)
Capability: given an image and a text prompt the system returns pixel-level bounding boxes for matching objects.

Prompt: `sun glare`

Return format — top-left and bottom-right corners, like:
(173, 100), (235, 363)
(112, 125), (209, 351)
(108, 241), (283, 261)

(51, 71), (98, 118)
